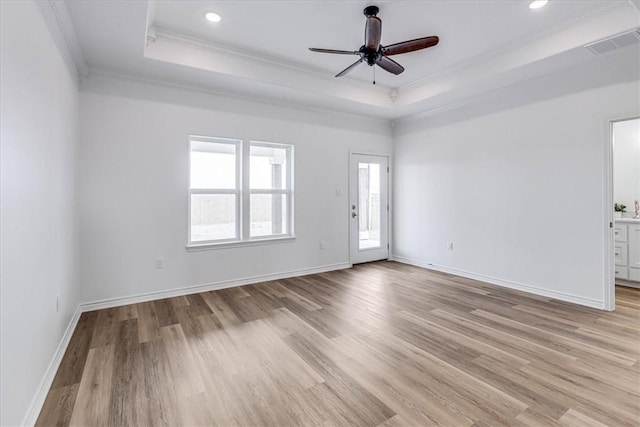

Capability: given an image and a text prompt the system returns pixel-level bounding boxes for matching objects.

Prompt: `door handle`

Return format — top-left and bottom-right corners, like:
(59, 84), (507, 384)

(352, 212), (358, 218)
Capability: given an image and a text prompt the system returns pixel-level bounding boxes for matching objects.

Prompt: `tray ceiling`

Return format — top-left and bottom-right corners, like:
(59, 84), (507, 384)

(65, 0), (640, 119)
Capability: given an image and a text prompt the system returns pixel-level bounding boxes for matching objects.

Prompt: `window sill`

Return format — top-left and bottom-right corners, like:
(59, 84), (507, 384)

(186, 235), (296, 252)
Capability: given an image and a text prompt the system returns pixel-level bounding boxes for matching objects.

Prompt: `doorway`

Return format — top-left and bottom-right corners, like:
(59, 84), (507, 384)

(349, 153), (389, 264)
(606, 116), (640, 311)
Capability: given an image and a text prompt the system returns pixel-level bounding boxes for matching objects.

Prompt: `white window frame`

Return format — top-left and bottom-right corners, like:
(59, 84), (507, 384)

(188, 136), (242, 246)
(247, 140), (295, 241)
(187, 136), (295, 250)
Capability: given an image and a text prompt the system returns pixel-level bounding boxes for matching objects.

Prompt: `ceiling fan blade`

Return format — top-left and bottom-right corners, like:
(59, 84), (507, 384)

(364, 16), (382, 50)
(382, 36), (439, 56)
(309, 48), (360, 55)
(335, 59), (363, 78)
(376, 56), (404, 75)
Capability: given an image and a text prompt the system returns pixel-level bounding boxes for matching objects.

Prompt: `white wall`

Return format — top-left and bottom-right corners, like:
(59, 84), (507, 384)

(613, 118), (640, 216)
(392, 50), (639, 308)
(0, 1), (80, 425)
(78, 74), (392, 304)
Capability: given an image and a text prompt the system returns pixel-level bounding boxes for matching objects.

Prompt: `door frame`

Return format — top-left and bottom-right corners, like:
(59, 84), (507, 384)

(349, 151), (392, 265)
(604, 115), (640, 311)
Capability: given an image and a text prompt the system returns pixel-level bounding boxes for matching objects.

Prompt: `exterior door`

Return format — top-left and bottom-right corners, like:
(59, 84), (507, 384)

(350, 154), (389, 264)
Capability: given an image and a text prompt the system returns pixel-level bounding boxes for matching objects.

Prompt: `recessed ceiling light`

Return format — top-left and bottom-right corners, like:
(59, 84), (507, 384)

(204, 12), (221, 23)
(529, 0), (548, 9)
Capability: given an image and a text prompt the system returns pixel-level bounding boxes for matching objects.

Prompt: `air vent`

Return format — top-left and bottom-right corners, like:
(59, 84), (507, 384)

(585, 28), (640, 55)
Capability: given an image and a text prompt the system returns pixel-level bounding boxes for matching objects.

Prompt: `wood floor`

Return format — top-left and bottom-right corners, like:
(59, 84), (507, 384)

(37, 262), (640, 426)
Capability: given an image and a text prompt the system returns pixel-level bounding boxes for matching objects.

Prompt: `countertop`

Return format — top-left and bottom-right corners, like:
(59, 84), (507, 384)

(615, 218), (640, 224)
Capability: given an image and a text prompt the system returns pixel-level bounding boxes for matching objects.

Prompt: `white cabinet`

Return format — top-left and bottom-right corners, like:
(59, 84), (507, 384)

(628, 223), (640, 269)
(615, 243), (628, 266)
(615, 220), (640, 283)
(614, 223), (628, 242)
(616, 267), (629, 280)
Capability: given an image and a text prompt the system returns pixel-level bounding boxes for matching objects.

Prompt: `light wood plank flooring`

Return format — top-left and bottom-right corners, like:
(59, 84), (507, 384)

(37, 261), (640, 426)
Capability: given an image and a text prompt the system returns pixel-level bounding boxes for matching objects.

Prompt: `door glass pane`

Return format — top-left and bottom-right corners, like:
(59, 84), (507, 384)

(358, 163), (381, 249)
(190, 140), (237, 189)
(250, 193), (288, 237)
(190, 194), (236, 241)
(250, 145), (287, 189)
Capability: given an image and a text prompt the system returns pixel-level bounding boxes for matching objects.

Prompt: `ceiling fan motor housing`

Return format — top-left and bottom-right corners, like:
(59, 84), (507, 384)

(359, 45), (383, 66)
(363, 5), (379, 17)
(363, 5), (382, 64)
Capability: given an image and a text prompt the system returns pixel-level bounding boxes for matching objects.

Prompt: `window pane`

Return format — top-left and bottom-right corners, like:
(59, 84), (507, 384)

(358, 163), (380, 249)
(190, 140), (236, 189)
(250, 194), (288, 237)
(190, 194), (236, 241)
(250, 145), (287, 189)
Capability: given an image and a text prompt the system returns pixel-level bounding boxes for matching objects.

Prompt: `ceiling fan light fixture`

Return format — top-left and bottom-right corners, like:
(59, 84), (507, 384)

(204, 12), (222, 23)
(529, 0), (548, 10)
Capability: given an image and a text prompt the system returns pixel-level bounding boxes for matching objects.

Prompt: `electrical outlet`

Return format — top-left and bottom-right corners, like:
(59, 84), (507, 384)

(447, 242), (454, 251)
(155, 258), (163, 269)
(319, 240), (325, 250)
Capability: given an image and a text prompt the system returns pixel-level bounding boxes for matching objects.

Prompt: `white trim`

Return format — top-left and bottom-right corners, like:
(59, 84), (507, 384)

(82, 68), (393, 130)
(606, 115), (640, 311)
(34, 0), (88, 79)
(19, 253), (608, 423)
(616, 279), (640, 289)
(188, 137), (295, 246)
(249, 189), (289, 195)
(151, 26), (388, 91)
(47, 0), (88, 77)
(398, 2), (620, 92)
(21, 307), (82, 427)
(605, 119), (615, 311)
(23, 261), (350, 424)
(241, 140), (250, 239)
(190, 189), (238, 195)
(390, 255), (605, 310)
(188, 136), (241, 244)
(80, 262), (351, 312)
(186, 235), (295, 251)
(349, 151), (392, 265)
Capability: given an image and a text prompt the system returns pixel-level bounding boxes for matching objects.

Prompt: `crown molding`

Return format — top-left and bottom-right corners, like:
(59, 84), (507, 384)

(394, 44), (640, 129)
(146, 1), (638, 118)
(145, 29), (396, 111)
(41, 0), (88, 78)
(393, 1), (640, 110)
(151, 26), (393, 92)
(81, 67), (393, 133)
(398, 1), (628, 92)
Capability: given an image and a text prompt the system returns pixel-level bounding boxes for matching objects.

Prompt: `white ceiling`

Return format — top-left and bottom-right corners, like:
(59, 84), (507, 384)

(64, 0), (640, 119)
(152, 0), (612, 87)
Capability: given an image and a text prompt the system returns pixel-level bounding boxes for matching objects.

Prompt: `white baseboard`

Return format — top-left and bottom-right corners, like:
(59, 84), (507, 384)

(18, 257), (608, 425)
(390, 255), (605, 310)
(22, 306), (82, 427)
(22, 262), (351, 425)
(616, 279), (640, 289)
(80, 262), (352, 312)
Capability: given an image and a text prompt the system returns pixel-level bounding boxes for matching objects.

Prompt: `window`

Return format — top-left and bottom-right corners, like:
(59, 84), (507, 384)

(188, 136), (294, 247)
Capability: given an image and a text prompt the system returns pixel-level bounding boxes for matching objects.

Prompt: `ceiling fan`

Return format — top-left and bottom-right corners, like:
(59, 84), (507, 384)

(309, 5), (439, 79)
